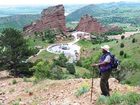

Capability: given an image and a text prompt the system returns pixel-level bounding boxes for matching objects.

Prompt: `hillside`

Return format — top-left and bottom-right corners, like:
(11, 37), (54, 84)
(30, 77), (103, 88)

(0, 71), (140, 105)
(0, 14), (40, 32)
(25, 30), (140, 86)
(77, 32), (140, 86)
(1, 30), (140, 105)
(66, 2), (140, 26)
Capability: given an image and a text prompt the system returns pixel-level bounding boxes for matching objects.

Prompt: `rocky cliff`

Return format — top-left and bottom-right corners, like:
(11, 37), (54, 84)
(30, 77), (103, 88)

(23, 5), (66, 35)
(76, 14), (107, 33)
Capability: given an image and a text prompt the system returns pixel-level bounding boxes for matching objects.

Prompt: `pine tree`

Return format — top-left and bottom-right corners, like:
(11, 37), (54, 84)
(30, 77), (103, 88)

(0, 28), (33, 76)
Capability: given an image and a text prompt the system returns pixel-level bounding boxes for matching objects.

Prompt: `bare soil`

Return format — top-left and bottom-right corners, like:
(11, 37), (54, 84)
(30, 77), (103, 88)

(0, 71), (140, 105)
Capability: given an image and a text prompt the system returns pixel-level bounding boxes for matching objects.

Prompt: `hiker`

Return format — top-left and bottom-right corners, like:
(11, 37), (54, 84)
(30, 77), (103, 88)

(91, 45), (112, 96)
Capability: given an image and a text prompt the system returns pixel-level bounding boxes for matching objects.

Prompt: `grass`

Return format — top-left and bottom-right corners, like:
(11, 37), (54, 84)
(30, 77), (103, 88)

(75, 81), (90, 97)
(26, 37), (49, 49)
(37, 51), (56, 61)
(96, 92), (140, 105)
(29, 50), (56, 63)
(126, 72), (140, 86)
(77, 40), (93, 49)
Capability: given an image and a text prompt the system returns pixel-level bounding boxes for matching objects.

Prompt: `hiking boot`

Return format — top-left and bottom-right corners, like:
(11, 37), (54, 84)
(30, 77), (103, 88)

(101, 93), (110, 96)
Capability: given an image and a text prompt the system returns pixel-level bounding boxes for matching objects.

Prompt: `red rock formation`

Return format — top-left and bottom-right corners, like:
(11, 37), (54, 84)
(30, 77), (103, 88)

(23, 5), (66, 34)
(76, 14), (107, 33)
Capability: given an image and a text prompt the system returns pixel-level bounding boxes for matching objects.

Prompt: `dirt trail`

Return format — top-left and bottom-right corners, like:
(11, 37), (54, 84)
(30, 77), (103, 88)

(0, 76), (140, 105)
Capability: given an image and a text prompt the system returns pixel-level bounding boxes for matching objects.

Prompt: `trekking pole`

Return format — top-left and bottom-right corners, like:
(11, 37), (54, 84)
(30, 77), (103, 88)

(90, 67), (94, 102)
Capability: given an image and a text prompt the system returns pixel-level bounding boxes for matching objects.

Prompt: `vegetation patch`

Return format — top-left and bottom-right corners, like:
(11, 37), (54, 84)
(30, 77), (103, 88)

(96, 92), (140, 105)
(75, 82), (90, 97)
(12, 79), (17, 85)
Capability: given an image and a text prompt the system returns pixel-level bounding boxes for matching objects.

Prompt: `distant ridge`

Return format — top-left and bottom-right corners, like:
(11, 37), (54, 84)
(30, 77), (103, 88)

(0, 14), (40, 32)
(66, 2), (140, 26)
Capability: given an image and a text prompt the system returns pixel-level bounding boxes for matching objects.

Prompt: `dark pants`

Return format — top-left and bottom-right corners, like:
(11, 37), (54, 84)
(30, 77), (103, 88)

(100, 70), (111, 96)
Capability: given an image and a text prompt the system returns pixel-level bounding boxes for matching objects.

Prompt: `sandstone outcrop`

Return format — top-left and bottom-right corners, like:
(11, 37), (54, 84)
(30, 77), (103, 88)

(23, 5), (66, 35)
(76, 14), (107, 33)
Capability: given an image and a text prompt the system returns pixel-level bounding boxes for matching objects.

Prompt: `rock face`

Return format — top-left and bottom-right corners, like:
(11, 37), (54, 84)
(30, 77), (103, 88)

(76, 14), (107, 33)
(23, 5), (66, 34)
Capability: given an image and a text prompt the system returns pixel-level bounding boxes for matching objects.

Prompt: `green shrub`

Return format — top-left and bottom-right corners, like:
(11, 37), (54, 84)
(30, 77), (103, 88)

(121, 35), (125, 40)
(27, 48), (39, 56)
(44, 29), (56, 43)
(96, 95), (108, 105)
(12, 98), (21, 105)
(32, 60), (51, 80)
(53, 53), (68, 67)
(124, 53), (127, 58)
(132, 38), (136, 43)
(81, 53), (101, 70)
(105, 26), (125, 35)
(77, 53), (100, 78)
(66, 63), (75, 74)
(125, 80), (131, 84)
(49, 66), (64, 80)
(12, 79), (17, 84)
(12, 101), (19, 105)
(120, 50), (124, 56)
(75, 82), (90, 97)
(91, 35), (110, 44)
(120, 43), (125, 48)
(76, 59), (82, 66)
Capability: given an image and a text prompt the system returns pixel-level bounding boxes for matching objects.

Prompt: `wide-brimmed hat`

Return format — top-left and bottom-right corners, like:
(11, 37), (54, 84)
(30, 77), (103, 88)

(101, 45), (110, 52)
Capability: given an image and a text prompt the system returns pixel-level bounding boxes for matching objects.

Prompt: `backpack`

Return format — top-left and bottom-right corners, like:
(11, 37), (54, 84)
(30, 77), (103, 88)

(109, 53), (119, 70)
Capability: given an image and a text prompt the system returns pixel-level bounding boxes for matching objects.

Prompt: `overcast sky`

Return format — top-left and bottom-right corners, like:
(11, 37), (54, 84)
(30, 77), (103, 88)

(0, 0), (139, 6)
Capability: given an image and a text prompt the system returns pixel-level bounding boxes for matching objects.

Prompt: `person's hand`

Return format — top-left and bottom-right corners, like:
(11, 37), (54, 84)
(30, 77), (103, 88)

(91, 64), (98, 67)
